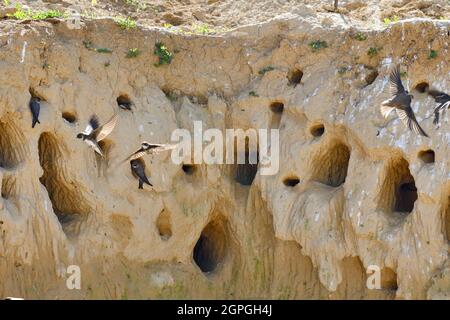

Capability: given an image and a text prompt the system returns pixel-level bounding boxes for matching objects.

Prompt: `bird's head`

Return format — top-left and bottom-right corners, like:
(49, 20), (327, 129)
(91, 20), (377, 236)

(141, 141), (150, 149)
(406, 91), (414, 99)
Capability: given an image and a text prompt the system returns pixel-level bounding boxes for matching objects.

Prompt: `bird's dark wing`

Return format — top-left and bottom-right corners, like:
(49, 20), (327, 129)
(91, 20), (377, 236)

(93, 114), (118, 142)
(29, 99), (40, 118)
(83, 115), (99, 135)
(129, 148), (147, 161)
(389, 65), (406, 96)
(121, 143), (175, 164)
(396, 107), (429, 137)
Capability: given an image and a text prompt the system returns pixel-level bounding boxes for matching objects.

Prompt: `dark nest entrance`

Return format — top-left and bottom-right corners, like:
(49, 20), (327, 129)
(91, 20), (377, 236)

(310, 141), (350, 187)
(414, 82), (429, 93)
(62, 111), (77, 124)
(283, 176), (300, 187)
(116, 94), (132, 110)
(377, 157), (418, 215)
(287, 68), (303, 87)
(234, 149), (259, 186)
(182, 164), (196, 175)
(418, 149), (435, 164)
(310, 123), (325, 137)
(269, 101), (284, 114)
(193, 216), (229, 274)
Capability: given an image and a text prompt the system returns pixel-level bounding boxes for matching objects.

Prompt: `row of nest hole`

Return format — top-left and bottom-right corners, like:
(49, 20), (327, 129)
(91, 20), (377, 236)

(281, 142), (436, 216)
(56, 95), (134, 125)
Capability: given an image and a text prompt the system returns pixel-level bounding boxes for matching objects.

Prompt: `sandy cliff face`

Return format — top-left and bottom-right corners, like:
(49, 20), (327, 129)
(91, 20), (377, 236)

(0, 12), (448, 299)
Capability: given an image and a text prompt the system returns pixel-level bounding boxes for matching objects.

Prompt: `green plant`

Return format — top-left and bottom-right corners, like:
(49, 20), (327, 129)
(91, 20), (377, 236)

(83, 40), (93, 49)
(249, 91), (259, 97)
(126, 48), (140, 58)
(428, 50), (438, 59)
(338, 66), (348, 75)
(7, 5), (66, 20)
(83, 41), (113, 53)
(104, 62), (111, 67)
(3, 0), (10, 6)
(154, 42), (173, 66)
(308, 40), (328, 52)
(353, 32), (367, 41)
(383, 15), (399, 25)
(115, 16), (137, 30)
(367, 47), (380, 57)
(96, 47), (113, 53)
(258, 66), (275, 75)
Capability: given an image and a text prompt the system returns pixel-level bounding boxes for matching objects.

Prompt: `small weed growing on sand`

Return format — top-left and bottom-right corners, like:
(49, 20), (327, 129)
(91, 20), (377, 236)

(258, 66), (275, 75)
(383, 15), (399, 25)
(96, 47), (113, 53)
(163, 23), (173, 28)
(104, 62), (110, 67)
(83, 40), (93, 49)
(8, 5), (66, 20)
(353, 33), (367, 41)
(154, 42), (173, 66)
(249, 91), (259, 97)
(83, 41), (112, 53)
(115, 16), (137, 30)
(428, 50), (438, 59)
(126, 48), (141, 58)
(3, 0), (10, 6)
(309, 40), (328, 52)
(189, 23), (227, 35)
(338, 66), (349, 75)
(367, 47), (380, 57)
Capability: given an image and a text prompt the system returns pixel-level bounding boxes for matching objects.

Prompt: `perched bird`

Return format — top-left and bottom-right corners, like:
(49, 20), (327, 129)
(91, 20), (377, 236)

(130, 159), (152, 189)
(428, 89), (450, 125)
(123, 142), (176, 162)
(77, 114), (118, 157)
(380, 65), (429, 137)
(29, 97), (41, 128)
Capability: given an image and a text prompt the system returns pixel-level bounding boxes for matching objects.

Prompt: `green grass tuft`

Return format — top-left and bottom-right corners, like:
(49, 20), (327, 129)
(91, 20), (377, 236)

(383, 15), (399, 25)
(249, 91), (259, 97)
(126, 48), (141, 58)
(367, 47), (380, 57)
(428, 50), (438, 59)
(309, 40), (328, 52)
(115, 16), (137, 30)
(353, 33), (367, 41)
(7, 4), (66, 20)
(154, 42), (173, 66)
(95, 47), (113, 53)
(338, 66), (349, 75)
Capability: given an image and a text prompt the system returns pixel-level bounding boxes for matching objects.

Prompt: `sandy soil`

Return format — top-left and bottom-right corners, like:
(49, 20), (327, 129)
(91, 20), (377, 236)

(1, 0), (449, 30)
